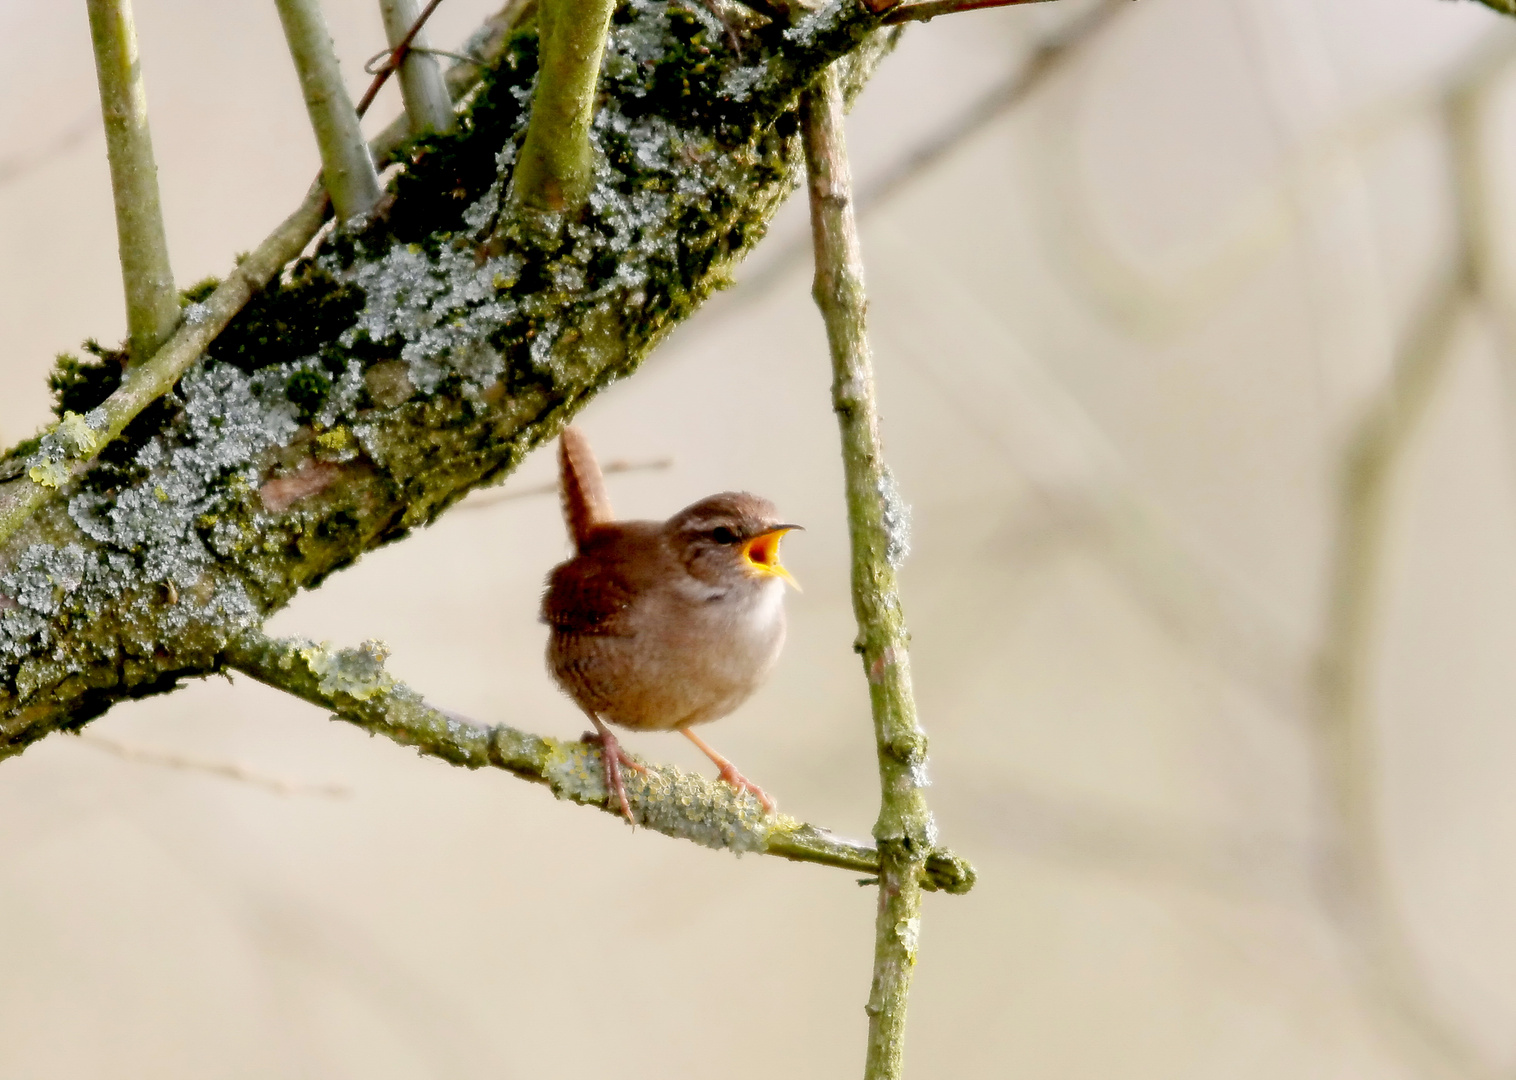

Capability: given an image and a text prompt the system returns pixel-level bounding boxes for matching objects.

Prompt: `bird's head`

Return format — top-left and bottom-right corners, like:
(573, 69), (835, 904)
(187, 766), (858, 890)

(666, 492), (801, 592)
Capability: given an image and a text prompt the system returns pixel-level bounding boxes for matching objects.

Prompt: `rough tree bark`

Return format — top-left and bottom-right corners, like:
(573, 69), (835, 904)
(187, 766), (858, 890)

(0, 0), (979, 889)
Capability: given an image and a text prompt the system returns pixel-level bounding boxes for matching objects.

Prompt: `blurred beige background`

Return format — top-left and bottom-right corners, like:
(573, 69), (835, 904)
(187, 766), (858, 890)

(5, 0), (1516, 1076)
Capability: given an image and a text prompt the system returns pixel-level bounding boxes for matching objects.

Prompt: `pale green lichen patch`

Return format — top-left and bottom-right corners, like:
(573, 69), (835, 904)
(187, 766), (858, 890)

(298, 638), (395, 701)
(542, 736), (775, 852)
(24, 409), (106, 489)
(623, 763), (775, 852)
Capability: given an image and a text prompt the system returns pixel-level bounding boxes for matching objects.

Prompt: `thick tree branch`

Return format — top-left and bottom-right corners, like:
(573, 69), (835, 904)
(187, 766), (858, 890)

(224, 631), (975, 891)
(274, 0), (384, 222)
(0, 0), (897, 763)
(0, 181), (331, 549)
(86, 0), (179, 363)
(0, 1), (533, 554)
(804, 62), (946, 1080)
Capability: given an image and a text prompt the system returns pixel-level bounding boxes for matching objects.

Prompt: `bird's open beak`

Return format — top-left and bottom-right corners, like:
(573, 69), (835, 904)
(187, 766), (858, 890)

(742, 525), (802, 591)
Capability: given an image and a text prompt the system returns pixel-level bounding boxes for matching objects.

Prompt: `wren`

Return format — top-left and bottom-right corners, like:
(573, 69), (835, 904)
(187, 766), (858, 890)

(542, 426), (799, 822)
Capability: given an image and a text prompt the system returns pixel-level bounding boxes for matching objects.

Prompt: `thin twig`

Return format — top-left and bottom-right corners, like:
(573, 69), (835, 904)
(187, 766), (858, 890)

(378, 0), (455, 135)
(508, 0), (617, 212)
(86, 0), (179, 363)
(461, 457), (673, 509)
(882, 0), (1061, 25)
(803, 63), (949, 1080)
(358, 0), (449, 119)
(368, 0), (536, 162)
(78, 733), (352, 797)
(222, 631), (976, 892)
(274, 0), (383, 222)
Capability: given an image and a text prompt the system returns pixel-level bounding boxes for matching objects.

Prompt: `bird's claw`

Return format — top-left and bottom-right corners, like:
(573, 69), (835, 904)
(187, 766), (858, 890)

(715, 762), (776, 814)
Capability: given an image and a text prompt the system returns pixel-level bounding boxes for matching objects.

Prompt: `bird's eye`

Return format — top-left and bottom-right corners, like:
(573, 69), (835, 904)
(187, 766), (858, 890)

(711, 526), (740, 545)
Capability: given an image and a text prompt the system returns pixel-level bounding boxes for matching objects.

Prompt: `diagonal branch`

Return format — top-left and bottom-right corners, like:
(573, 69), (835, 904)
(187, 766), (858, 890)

(223, 631), (976, 891)
(0, 1), (533, 554)
(804, 61), (950, 1080)
(86, 0), (179, 363)
(0, 0), (904, 772)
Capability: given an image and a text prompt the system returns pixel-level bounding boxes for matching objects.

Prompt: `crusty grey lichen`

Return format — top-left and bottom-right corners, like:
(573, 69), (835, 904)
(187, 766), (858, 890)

(1, 0), (894, 754)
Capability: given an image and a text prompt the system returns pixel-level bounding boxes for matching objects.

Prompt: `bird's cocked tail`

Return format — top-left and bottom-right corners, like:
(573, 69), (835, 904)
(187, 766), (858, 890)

(559, 426), (614, 550)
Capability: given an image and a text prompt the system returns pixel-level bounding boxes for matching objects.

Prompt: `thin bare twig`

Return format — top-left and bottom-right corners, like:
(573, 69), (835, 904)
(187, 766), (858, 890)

(79, 733), (352, 797)
(86, 0), (179, 363)
(803, 62), (951, 1080)
(882, 0), (1061, 25)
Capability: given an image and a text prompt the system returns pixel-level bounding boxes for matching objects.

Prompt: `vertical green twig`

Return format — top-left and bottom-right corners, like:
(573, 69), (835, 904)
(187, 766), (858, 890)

(86, 0), (178, 363)
(509, 0), (616, 212)
(378, 0), (455, 136)
(803, 63), (937, 1080)
(274, 0), (382, 223)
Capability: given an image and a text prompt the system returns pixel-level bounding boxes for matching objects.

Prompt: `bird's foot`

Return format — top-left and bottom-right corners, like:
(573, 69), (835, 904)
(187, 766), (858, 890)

(713, 762), (776, 814)
(580, 728), (647, 825)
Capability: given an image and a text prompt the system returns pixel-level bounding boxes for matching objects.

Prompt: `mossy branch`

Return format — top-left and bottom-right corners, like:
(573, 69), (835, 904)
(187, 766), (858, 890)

(509, 0), (618, 212)
(803, 62), (950, 1080)
(0, 4), (531, 554)
(0, 0), (896, 811)
(0, 181), (330, 551)
(224, 631), (975, 891)
(86, 0), (179, 363)
(274, 0), (383, 222)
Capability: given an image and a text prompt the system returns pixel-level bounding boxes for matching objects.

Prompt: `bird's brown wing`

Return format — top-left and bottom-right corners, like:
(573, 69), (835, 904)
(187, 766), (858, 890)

(559, 426), (613, 551)
(541, 552), (639, 637)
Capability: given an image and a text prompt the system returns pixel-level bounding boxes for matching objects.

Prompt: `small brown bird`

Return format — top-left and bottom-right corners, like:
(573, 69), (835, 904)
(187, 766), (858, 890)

(542, 426), (800, 822)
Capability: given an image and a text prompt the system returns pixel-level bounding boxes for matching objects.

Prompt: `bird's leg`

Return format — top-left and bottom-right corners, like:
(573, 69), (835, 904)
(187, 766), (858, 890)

(581, 713), (646, 824)
(681, 728), (776, 813)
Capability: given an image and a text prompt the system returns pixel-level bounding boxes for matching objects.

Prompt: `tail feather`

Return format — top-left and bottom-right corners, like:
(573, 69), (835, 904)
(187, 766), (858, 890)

(559, 426), (613, 549)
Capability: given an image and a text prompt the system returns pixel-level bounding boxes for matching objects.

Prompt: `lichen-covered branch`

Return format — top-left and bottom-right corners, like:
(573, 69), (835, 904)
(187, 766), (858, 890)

(0, 3), (533, 557)
(0, 181), (330, 552)
(508, 0), (618, 212)
(0, 0), (895, 762)
(224, 631), (975, 891)
(274, 0), (383, 222)
(379, 0), (456, 136)
(803, 62), (945, 1080)
(86, 0), (179, 363)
